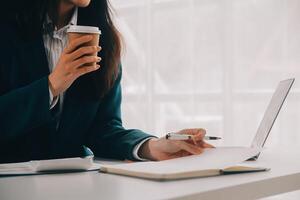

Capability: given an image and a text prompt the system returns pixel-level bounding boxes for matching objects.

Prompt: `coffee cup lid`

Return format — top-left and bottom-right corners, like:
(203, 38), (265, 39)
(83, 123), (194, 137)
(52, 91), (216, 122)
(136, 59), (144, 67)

(67, 25), (101, 34)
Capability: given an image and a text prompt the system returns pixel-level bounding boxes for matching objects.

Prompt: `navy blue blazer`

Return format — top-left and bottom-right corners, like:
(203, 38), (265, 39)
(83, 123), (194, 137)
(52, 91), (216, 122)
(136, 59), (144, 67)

(0, 21), (152, 163)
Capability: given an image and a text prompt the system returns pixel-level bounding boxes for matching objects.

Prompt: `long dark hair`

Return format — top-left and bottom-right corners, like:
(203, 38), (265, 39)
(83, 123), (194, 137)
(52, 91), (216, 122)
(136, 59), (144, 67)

(11, 0), (122, 99)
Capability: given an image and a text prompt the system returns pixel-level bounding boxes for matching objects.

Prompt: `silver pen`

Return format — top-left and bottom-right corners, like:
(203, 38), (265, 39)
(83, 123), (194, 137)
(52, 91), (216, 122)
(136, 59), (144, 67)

(165, 133), (221, 140)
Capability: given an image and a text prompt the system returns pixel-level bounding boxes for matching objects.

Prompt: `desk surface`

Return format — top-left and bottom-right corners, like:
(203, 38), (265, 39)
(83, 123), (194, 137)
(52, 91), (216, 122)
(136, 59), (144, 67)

(0, 148), (300, 200)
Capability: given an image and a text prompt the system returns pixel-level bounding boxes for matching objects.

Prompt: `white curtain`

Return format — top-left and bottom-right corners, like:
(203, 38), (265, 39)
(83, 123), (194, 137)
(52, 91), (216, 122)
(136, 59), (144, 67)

(110, 0), (300, 149)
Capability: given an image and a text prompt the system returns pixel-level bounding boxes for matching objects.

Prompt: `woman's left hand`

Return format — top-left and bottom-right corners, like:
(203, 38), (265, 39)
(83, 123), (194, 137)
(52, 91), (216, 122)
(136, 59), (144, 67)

(139, 128), (214, 161)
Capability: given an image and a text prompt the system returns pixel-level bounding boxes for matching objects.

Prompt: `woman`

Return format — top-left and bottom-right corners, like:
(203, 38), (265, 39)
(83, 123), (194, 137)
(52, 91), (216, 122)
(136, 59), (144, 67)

(0, 0), (212, 163)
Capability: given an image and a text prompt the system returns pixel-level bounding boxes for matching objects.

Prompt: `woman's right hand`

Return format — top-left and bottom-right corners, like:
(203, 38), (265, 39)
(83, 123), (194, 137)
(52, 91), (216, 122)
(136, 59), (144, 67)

(48, 35), (101, 97)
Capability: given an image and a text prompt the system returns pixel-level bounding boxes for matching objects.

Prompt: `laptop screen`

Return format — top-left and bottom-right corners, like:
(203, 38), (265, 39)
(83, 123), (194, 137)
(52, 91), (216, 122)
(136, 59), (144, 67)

(251, 78), (294, 148)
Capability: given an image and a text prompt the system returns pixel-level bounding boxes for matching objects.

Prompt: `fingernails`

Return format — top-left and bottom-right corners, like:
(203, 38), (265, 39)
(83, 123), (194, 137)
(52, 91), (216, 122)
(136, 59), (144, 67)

(95, 65), (100, 69)
(97, 57), (101, 61)
(97, 46), (102, 51)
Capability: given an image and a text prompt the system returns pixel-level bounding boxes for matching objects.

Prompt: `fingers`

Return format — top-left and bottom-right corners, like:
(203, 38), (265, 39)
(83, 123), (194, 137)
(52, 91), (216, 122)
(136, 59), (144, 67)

(187, 138), (215, 148)
(200, 141), (215, 148)
(69, 46), (101, 61)
(174, 141), (203, 155)
(64, 35), (93, 54)
(180, 129), (206, 141)
(71, 56), (101, 68)
(178, 128), (206, 145)
(179, 128), (206, 136)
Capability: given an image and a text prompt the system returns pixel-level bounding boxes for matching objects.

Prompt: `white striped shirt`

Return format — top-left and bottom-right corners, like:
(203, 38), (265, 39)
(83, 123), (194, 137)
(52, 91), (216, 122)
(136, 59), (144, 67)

(43, 7), (78, 109)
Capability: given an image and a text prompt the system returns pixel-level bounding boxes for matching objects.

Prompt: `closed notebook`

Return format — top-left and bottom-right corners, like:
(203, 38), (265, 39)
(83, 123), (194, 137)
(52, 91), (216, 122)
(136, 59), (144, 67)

(99, 147), (269, 180)
(0, 156), (101, 176)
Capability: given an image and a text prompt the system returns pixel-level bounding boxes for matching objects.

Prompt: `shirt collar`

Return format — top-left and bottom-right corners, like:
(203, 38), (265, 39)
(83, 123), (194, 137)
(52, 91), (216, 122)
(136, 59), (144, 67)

(43, 7), (78, 34)
(69, 7), (78, 26)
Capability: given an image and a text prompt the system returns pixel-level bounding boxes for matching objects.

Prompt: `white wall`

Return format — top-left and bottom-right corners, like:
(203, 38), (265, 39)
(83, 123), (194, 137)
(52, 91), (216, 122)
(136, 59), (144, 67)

(110, 0), (300, 149)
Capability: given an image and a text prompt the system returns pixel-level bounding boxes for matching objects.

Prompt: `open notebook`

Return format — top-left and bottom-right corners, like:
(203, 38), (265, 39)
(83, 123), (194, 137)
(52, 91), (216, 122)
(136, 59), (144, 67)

(99, 147), (269, 180)
(0, 156), (101, 176)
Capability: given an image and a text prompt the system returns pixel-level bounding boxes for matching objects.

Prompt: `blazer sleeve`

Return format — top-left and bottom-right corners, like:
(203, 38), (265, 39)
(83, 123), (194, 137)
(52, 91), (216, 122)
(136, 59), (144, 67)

(87, 66), (153, 160)
(0, 74), (53, 141)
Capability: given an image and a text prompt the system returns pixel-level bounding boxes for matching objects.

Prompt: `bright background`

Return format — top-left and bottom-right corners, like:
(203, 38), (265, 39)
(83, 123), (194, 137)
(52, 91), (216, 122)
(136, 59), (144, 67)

(110, 0), (300, 198)
(111, 0), (300, 147)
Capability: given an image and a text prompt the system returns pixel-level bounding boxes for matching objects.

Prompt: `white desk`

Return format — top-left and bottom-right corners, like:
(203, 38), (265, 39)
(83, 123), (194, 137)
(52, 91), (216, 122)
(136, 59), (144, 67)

(0, 149), (300, 200)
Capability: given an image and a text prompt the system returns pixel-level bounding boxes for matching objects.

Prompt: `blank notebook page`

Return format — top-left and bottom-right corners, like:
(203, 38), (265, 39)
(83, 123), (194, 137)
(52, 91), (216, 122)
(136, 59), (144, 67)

(101, 147), (261, 174)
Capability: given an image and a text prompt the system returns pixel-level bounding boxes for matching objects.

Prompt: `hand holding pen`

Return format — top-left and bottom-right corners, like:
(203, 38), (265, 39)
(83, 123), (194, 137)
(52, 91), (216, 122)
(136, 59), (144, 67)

(138, 128), (220, 161)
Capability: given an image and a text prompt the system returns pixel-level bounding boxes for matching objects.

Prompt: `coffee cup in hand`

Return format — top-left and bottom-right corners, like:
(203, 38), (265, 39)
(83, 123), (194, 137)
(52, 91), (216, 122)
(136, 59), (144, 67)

(67, 25), (101, 67)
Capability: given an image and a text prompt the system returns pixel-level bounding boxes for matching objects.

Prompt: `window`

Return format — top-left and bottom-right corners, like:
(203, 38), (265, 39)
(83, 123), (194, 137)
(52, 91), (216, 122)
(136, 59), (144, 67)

(111, 0), (300, 147)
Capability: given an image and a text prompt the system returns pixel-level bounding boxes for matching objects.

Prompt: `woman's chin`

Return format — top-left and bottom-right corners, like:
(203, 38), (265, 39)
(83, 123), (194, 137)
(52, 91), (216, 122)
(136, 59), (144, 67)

(72, 0), (91, 8)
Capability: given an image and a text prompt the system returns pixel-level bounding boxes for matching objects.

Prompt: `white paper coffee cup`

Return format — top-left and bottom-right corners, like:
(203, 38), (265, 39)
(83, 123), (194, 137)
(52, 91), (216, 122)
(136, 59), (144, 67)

(67, 25), (101, 67)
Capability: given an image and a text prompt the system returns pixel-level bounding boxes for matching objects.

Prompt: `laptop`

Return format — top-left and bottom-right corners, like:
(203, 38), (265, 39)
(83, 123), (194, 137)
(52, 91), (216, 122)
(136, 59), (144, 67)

(247, 78), (295, 160)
